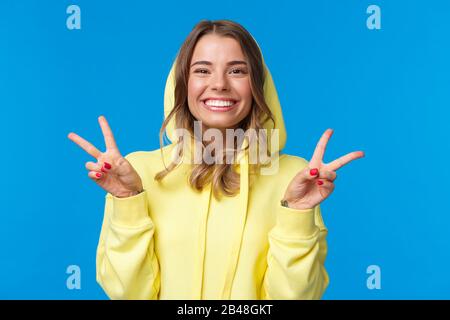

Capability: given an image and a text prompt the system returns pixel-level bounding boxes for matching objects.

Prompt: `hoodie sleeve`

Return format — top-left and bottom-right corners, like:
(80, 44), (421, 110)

(261, 204), (329, 300)
(95, 164), (160, 299)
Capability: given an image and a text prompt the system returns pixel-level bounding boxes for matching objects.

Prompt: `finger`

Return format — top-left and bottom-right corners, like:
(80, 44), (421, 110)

(98, 115), (118, 150)
(88, 170), (104, 180)
(326, 151), (365, 171)
(68, 132), (101, 159)
(86, 161), (112, 173)
(86, 161), (102, 172)
(300, 166), (320, 182)
(318, 169), (337, 182)
(309, 128), (333, 168)
(101, 161), (112, 172)
(317, 179), (335, 194)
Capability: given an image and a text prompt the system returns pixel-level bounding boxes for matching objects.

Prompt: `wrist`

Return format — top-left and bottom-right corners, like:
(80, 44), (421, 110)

(114, 188), (144, 198)
(280, 198), (313, 211)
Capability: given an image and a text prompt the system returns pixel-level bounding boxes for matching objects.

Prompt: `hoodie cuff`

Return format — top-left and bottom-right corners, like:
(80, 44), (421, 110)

(110, 190), (152, 227)
(272, 204), (319, 239)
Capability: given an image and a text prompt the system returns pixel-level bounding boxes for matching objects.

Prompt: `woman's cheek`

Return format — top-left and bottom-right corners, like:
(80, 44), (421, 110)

(187, 79), (206, 115)
(189, 77), (207, 95)
(234, 78), (252, 101)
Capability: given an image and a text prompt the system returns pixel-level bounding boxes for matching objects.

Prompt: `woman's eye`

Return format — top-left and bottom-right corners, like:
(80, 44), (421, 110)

(194, 69), (209, 74)
(230, 68), (247, 74)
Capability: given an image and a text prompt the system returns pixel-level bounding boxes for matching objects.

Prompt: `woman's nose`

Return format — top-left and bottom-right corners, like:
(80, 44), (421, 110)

(210, 73), (229, 91)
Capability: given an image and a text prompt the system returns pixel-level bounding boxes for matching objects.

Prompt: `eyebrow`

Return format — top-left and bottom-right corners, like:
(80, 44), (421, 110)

(190, 60), (247, 68)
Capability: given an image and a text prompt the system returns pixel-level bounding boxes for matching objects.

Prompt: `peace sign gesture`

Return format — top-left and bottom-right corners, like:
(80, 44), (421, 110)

(282, 129), (364, 211)
(68, 116), (143, 198)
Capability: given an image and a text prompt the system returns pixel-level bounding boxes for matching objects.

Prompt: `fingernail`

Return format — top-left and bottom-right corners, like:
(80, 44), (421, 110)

(101, 167), (107, 173)
(104, 162), (112, 169)
(96, 173), (102, 178)
(310, 168), (319, 176)
(317, 180), (324, 185)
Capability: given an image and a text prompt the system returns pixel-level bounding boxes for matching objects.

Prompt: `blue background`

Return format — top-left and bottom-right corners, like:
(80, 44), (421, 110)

(1, 0), (449, 299)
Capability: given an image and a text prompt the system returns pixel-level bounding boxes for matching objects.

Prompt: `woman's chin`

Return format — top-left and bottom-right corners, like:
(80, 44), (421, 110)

(198, 119), (236, 131)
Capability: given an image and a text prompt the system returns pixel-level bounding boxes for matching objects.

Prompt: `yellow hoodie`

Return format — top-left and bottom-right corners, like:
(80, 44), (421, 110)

(96, 58), (329, 300)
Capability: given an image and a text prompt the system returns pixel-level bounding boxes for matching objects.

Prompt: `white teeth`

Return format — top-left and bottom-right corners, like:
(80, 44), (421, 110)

(204, 99), (235, 107)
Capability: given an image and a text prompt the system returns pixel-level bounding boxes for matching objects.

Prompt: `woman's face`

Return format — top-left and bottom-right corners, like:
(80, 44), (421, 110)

(187, 34), (252, 132)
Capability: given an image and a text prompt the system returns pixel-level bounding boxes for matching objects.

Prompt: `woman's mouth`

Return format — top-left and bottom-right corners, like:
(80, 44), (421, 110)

(201, 99), (239, 112)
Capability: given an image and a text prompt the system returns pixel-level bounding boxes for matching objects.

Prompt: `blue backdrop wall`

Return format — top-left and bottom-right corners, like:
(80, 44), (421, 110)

(0, 0), (449, 299)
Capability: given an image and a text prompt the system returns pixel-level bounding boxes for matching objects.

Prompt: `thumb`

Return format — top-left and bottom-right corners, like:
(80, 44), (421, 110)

(300, 166), (320, 182)
(113, 157), (133, 176)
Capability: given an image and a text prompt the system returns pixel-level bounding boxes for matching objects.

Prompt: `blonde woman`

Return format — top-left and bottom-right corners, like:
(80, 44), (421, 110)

(68, 20), (364, 300)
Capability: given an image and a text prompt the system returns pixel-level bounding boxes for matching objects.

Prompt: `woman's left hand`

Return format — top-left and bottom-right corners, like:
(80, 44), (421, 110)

(282, 129), (364, 211)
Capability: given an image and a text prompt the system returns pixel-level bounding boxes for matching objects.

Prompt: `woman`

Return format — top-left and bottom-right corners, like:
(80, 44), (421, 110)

(68, 20), (364, 300)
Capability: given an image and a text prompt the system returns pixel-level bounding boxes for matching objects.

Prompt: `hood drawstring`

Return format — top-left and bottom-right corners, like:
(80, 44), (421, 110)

(220, 139), (250, 299)
(196, 178), (212, 300)
(190, 138), (250, 300)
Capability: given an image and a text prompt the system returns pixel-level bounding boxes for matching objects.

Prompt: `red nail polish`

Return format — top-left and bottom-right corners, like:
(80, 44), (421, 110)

(101, 167), (107, 173)
(96, 173), (102, 178)
(310, 168), (318, 176)
(104, 162), (112, 170)
(317, 180), (324, 185)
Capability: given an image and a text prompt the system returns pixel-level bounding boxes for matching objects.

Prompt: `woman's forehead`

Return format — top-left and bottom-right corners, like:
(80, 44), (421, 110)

(192, 35), (246, 63)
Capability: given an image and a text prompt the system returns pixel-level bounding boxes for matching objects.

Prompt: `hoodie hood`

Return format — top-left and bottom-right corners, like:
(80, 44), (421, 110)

(162, 41), (287, 299)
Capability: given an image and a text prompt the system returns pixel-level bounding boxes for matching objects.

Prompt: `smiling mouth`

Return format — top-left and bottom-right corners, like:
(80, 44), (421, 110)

(201, 99), (239, 112)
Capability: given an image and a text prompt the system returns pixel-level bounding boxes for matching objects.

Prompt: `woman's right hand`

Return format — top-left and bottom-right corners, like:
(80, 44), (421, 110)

(68, 115), (144, 198)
